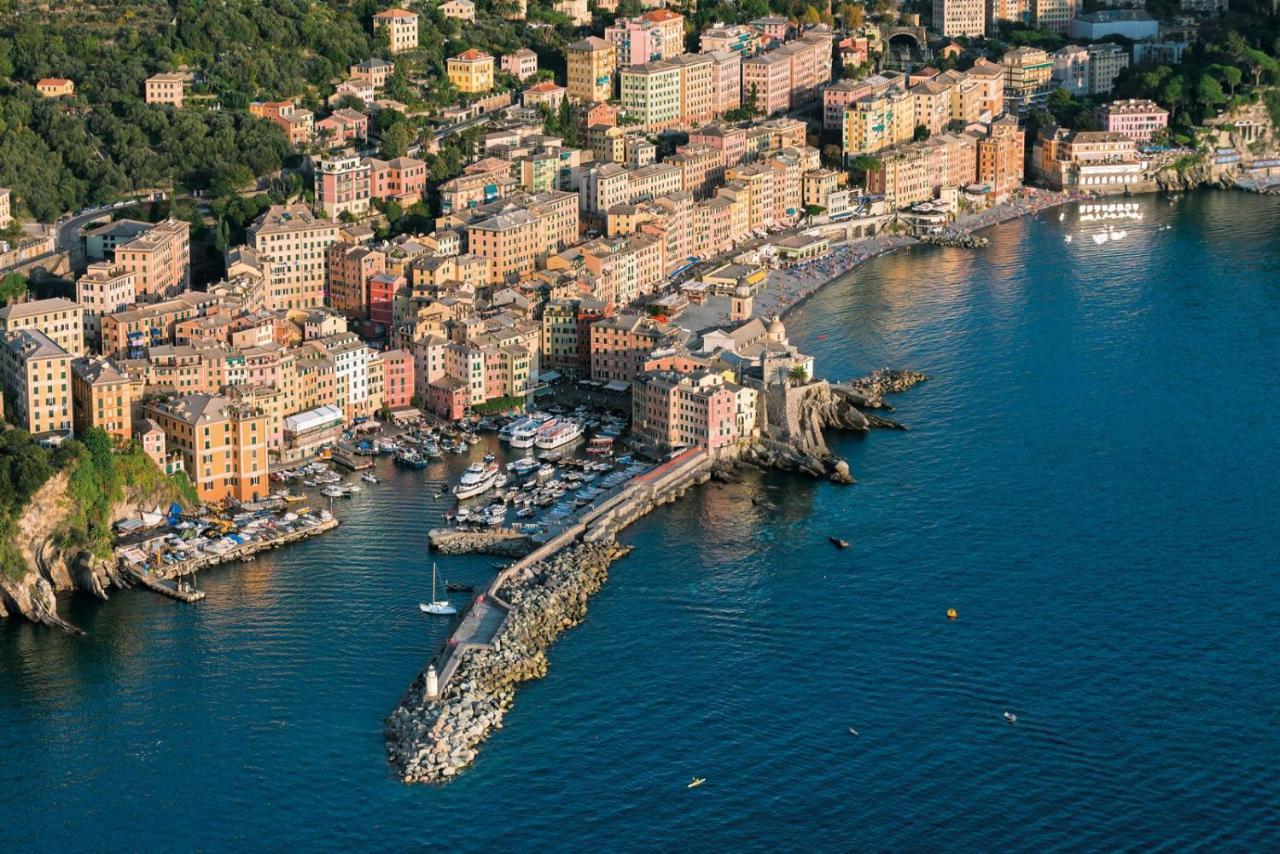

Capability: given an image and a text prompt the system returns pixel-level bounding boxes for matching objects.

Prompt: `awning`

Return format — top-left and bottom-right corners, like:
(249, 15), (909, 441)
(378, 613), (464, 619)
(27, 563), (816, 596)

(539, 370), (562, 383)
(353, 420), (381, 433)
(603, 380), (630, 392)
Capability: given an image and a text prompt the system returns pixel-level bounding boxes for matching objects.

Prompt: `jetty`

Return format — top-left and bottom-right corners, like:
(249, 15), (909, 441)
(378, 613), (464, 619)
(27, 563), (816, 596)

(123, 566), (206, 603)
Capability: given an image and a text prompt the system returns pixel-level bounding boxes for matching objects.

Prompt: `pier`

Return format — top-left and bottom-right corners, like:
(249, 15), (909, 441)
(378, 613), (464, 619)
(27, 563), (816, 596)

(123, 566), (206, 603)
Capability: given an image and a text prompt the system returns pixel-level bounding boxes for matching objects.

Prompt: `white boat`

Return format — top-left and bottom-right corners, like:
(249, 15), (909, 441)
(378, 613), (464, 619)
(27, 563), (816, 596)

(320, 485), (344, 498)
(509, 417), (548, 448)
(1091, 232), (1109, 245)
(361, 473), (378, 484)
(1003, 711), (1017, 724)
(1064, 234), (1072, 243)
(453, 462), (500, 500)
(507, 456), (539, 476)
(535, 419), (583, 450)
(419, 564), (457, 616)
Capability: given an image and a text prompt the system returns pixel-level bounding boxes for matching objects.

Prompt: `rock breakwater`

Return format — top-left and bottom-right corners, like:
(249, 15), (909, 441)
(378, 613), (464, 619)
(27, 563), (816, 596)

(385, 541), (625, 783)
(428, 528), (533, 557)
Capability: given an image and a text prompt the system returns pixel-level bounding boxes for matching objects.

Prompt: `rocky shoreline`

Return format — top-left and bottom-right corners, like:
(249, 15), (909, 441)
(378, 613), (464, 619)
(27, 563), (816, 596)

(385, 541), (625, 783)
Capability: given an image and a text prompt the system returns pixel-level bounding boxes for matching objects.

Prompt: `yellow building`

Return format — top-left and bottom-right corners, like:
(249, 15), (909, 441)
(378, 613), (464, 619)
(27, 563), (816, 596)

(36, 78), (75, 98)
(0, 297), (85, 357)
(0, 330), (73, 438)
(567, 37), (617, 104)
(373, 8), (419, 54)
(447, 50), (496, 94)
(71, 357), (133, 443)
(842, 89), (916, 159)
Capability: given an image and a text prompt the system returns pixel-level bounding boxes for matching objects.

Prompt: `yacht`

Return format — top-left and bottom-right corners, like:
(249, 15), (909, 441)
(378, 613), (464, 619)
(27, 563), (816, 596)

(453, 462), (500, 500)
(507, 456), (539, 476)
(509, 416), (548, 448)
(535, 419), (583, 450)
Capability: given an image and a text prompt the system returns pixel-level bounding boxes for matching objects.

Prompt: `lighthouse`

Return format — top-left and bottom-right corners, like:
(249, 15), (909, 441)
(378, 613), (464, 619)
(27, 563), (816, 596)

(426, 664), (439, 698)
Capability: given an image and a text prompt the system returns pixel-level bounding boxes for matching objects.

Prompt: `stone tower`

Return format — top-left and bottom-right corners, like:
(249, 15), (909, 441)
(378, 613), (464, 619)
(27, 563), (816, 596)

(730, 283), (753, 322)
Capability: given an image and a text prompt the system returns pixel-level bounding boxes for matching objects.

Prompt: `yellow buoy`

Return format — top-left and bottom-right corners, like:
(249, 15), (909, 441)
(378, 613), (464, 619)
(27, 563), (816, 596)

(946, 608), (958, 620)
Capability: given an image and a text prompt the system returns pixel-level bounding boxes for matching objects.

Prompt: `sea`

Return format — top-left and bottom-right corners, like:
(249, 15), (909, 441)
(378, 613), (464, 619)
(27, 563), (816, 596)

(2, 191), (1279, 851)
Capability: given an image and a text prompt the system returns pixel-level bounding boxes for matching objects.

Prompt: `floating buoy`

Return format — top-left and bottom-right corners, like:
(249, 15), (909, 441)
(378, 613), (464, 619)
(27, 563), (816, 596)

(946, 608), (958, 620)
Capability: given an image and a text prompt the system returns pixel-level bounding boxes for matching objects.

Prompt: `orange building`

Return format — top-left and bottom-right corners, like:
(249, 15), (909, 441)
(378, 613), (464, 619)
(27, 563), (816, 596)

(115, 219), (190, 300)
(36, 78), (75, 98)
(145, 394), (270, 503)
(71, 357), (133, 443)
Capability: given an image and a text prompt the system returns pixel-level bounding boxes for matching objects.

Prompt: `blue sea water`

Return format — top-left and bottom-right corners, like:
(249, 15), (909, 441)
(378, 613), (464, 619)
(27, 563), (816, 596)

(2, 191), (1279, 851)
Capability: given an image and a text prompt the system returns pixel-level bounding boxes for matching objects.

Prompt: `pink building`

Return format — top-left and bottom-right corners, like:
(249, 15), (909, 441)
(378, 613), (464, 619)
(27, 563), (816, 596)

(689, 124), (748, 167)
(1098, 99), (1169, 143)
(428, 376), (468, 420)
(370, 156), (428, 203)
(380, 349), (414, 410)
(631, 369), (746, 453)
(742, 53), (791, 116)
(317, 109), (369, 144)
(605, 19), (664, 67)
(822, 79), (871, 130)
(135, 418), (167, 469)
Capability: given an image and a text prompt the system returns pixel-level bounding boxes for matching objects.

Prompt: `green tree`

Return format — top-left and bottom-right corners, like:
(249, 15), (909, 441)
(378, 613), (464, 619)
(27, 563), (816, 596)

(0, 273), (27, 307)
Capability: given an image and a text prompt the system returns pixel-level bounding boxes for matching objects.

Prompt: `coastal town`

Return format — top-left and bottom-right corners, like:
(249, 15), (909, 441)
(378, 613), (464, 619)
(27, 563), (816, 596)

(0, 0), (1278, 784)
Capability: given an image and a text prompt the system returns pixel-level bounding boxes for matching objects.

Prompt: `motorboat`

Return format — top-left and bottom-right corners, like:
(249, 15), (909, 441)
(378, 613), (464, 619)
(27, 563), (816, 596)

(361, 473), (379, 484)
(508, 456), (539, 476)
(320, 485), (344, 498)
(535, 419), (583, 450)
(419, 564), (457, 616)
(829, 536), (849, 549)
(1003, 711), (1017, 724)
(445, 581), (474, 593)
(687, 778), (706, 789)
(454, 463), (500, 500)
(483, 452), (496, 463)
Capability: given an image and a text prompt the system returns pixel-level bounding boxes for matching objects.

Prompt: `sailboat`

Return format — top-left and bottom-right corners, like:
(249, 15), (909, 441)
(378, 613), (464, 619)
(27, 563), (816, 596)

(419, 563), (457, 615)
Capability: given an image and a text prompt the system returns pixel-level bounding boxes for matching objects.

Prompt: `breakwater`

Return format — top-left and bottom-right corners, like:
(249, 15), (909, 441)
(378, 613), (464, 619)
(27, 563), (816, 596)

(385, 373), (929, 783)
(427, 527), (533, 556)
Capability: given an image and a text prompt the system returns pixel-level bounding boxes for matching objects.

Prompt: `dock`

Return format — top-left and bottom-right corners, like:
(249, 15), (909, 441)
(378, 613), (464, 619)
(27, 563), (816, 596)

(124, 566), (206, 603)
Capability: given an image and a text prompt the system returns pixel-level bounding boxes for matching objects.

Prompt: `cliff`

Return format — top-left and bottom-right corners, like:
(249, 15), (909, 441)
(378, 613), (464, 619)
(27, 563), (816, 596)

(0, 448), (187, 633)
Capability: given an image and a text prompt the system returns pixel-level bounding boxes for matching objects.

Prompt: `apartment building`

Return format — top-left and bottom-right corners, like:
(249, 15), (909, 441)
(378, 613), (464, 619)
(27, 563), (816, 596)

(1033, 0), (1082, 34)
(633, 368), (753, 453)
(843, 89), (916, 159)
(250, 101), (315, 146)
(373, 8), (419, 54)
(1098, 99), (1169, 143)
(742, 30), (833, 115)
(708, 50), (742, 116)
(589, 314), (685, 382)
(0, 330), (72, 437)
(144, 72), (191, 107)
(1000, 47), (1054, 116)
(567, 37), (617, 104)
(71, 356), (133, 442)
(866, 133), (979, 208)
(976, 116), (1026, 196)
(316, 151), (372, 219)
(620, 60), (682, 131)
(442, 0), (476, 21)
(699, 23), (759, 55)
(524, 81), (567, 111)
(0, 297), (85, 357)
(466, 192), (579, 284)
(503, 48), (539, 81)
(605, 9), (685, 66)
(0, 188), (10, 229)
(447, 50), (496, 94)
(912, 80), (955, 136)
(326, 241), (386, 320)
(248, 204), (339, 311)
(350, 58), (395, 89)
(1086, 44), (1130, 95)
(100, 291), (222, 358)
(933, 0), (986, 37)
(76, 263), (136, 346)
(145, 394), (269, 503)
